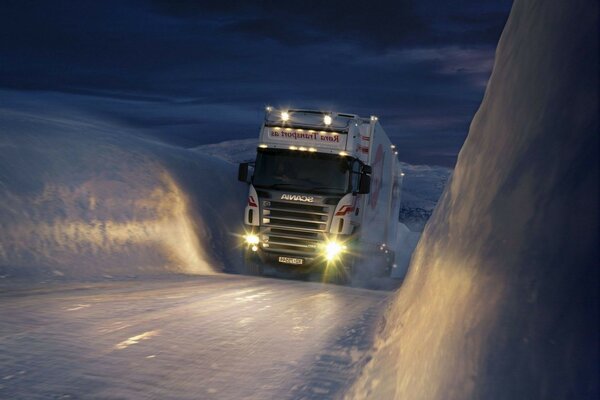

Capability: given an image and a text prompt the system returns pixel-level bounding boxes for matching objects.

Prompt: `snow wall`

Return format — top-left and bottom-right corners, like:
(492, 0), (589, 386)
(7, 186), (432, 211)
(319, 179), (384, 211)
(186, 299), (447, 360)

(347, 1), (598, 399)
(0, 106), (246, 282)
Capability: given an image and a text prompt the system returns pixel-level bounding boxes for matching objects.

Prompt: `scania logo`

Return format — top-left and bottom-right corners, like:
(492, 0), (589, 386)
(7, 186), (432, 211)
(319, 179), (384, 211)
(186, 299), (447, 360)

(281, 194), (314, 202)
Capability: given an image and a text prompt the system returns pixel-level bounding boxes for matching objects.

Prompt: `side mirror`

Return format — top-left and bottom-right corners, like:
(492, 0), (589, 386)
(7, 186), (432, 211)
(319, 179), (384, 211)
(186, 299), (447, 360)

(238, 162), (249, 182)
(361, 165), (372, 174)
(358, 174), (371, 194)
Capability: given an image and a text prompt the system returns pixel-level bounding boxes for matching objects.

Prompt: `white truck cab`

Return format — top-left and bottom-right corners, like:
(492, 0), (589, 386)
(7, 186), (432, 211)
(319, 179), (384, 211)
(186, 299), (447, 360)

(238, 107), (403, 283)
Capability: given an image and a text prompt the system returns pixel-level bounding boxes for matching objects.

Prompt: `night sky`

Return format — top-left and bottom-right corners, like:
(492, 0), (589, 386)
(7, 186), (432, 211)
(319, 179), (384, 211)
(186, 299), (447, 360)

(1, 0), (512, 167)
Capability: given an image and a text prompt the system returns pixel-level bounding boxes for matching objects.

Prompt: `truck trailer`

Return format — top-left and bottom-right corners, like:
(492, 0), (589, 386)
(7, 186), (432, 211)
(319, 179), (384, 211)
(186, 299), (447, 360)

(238, 107), (403, 283)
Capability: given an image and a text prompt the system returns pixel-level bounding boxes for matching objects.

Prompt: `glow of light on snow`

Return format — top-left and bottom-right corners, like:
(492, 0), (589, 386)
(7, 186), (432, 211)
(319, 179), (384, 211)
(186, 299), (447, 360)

(235, 291), (272, 303)
(1, 169), (210, 275)
(115, 330), (159, 350)
(65, 304), (90, 311)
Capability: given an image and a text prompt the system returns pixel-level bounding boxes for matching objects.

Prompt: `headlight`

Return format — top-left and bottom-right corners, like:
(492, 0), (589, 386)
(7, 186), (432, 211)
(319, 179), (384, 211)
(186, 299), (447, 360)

(323, 240), (346, 261)
(245, 234), (260, 245)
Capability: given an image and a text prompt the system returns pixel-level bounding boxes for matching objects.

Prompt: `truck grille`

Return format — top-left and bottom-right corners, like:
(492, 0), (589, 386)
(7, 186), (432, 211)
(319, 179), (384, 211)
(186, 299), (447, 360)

(262, 201), (330, 257)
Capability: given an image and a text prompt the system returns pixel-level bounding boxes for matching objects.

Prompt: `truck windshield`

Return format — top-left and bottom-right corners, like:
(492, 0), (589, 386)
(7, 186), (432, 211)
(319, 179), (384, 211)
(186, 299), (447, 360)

(253, 149), (350, 194)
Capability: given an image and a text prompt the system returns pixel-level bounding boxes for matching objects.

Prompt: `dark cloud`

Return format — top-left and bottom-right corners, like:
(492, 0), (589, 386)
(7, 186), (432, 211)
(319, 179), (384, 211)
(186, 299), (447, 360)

(0, 0), (513, 167)
(151, 0), (425, 48)
(150, 0), (511, 49)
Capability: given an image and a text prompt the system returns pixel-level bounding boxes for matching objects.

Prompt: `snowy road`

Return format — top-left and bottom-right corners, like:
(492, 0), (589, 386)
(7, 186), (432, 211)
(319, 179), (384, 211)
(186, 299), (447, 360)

(0, 275), (389, 399)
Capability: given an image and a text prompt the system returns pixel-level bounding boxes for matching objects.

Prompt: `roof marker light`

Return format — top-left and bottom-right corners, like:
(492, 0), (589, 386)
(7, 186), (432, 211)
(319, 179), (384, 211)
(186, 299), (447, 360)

(289, 145), (298, 150)
(299, 147), (307, 151)
(391, 144), (396, 149)
(339, 151), (348, 156)
(308, 147), (317, 152)
(323, 115), (332, 126)
(281, 111), (289, 121)
(258, 144), (268, 148)
(370, 115), (378, 121)
(265, 106), (273, 112)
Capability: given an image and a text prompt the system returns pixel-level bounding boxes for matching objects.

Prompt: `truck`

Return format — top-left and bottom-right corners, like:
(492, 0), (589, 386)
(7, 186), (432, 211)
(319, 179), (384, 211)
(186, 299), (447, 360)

(238, 107), (403, 283)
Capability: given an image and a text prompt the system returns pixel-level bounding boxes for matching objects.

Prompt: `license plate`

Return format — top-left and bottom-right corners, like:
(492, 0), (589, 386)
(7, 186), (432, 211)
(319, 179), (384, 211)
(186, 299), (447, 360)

(278, 256), (303, 265)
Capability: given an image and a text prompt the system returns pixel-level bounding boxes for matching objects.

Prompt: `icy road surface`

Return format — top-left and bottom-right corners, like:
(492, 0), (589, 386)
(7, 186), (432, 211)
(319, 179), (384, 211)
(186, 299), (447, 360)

(0, 274), (389, 399)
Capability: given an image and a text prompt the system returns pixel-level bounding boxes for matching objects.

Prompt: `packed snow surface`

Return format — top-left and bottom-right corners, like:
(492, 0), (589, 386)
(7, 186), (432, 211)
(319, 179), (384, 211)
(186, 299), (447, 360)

(0, 275), (387, 399)
(347, 0), (598, 398)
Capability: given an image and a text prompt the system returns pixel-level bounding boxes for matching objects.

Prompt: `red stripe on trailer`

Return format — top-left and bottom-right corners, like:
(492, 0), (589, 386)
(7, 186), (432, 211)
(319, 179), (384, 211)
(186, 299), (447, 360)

(361, 135), (370, 141)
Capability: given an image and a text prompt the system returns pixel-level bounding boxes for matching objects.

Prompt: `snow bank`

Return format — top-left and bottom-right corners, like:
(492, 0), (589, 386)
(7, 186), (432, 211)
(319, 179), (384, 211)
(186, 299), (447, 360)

(397, 162), (451, 231)
(347, 0), (598, 398)
(0, 106), (246, 282)
(390, 223), (420, 279)
(194, 138), (261, 164)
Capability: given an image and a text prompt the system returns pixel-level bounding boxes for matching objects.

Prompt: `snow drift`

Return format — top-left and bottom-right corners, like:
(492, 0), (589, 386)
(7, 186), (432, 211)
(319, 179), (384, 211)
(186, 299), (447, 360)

(0, 104), (245, 281)
(347, 0), (598, 399)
